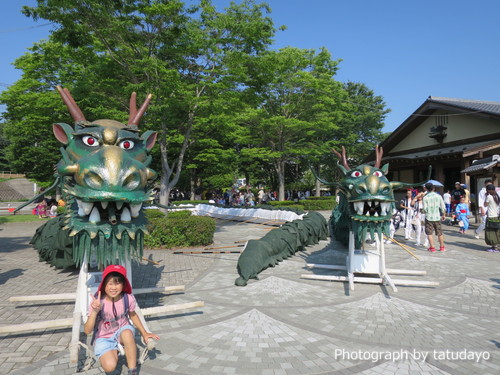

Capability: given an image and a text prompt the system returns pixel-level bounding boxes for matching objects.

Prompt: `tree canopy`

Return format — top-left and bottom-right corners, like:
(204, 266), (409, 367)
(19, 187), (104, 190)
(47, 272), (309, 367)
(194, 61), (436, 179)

(0, 0), (389, 200)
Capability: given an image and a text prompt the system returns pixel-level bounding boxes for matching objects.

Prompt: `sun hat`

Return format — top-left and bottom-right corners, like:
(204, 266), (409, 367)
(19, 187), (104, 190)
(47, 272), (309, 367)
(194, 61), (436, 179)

(98, 264), (132, 294)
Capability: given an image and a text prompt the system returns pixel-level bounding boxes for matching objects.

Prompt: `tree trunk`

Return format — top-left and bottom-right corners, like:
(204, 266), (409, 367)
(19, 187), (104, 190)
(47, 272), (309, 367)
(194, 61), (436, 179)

(315, 178), (321, 197)
(190, 169), (196, 200)
(274, 159), (286, 201)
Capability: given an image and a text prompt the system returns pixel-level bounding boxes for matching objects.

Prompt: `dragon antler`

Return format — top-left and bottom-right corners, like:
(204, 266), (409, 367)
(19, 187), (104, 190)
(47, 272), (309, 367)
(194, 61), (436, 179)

(56, 86), (86, 122)
(332, 146), (351, 171)
(128, 92), (153, 126)
(374, 144), (383, 169)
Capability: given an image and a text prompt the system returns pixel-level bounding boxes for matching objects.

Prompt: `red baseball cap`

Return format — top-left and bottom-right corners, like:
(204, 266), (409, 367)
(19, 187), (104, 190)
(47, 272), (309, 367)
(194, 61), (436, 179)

(98, 265), (132, 294)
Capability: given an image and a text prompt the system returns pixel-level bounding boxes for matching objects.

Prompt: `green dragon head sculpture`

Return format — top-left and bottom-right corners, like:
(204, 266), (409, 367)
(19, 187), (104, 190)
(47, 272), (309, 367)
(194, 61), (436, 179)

(317, 146), (426, 248)
(49, 86), (158, 266)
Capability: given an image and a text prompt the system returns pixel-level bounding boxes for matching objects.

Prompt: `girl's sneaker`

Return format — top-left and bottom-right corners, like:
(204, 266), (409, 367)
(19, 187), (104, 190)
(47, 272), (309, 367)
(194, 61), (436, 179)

(439, 246), (446, 252)
(427, 247), (436, 252)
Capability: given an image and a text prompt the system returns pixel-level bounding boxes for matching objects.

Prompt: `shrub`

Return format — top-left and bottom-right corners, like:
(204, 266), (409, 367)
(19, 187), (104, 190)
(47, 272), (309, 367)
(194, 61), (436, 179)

(306, 196), (336, 200)
(302, 199), (336, 211)
(145, 215), (216, 249)
(167, 210), (192, 219)
(144, 209), (166, 219)
(267, 201), (298, 207)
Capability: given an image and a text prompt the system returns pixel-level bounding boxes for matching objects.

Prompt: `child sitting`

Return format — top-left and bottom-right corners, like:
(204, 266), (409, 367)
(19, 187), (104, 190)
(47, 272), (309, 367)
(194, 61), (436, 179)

(84, 265), (159, 375)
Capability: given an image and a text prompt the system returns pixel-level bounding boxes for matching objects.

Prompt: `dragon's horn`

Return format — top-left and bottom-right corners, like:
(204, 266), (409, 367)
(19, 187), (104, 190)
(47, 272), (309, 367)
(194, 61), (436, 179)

(332, 146), (351, 171)
(56, 86), (86, 122)
(128, 92), (152, 126)
(374, 144), (383, 169)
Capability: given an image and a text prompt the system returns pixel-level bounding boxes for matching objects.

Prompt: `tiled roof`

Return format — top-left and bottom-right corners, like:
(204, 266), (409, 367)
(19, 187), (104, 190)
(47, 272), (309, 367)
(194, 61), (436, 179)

(461, 154), (500, 173)
(428, 96), (500, 116)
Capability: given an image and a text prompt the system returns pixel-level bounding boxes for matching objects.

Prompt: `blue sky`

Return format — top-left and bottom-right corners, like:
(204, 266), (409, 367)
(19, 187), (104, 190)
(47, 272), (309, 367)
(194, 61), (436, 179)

(1, 0), (500, 132)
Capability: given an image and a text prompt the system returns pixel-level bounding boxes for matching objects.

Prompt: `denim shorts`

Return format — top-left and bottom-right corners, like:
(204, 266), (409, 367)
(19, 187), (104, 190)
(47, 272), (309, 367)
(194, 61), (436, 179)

(94, 324), (135, 358)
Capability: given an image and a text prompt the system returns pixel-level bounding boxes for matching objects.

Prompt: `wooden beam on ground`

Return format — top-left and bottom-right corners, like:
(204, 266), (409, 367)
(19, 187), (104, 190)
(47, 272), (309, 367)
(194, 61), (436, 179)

(0, 318), (74, 335)
(305, 263), (347, 271)
(9, 286), (186, 303)
(140, 301), (204, 316)
(0, 300), (204, 336)
(173, 250), (243, 254)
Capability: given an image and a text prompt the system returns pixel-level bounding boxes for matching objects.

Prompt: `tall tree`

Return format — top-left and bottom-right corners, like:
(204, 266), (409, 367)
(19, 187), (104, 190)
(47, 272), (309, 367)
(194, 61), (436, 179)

(14, 0), (276, 205)
(241, 47), (343, 200)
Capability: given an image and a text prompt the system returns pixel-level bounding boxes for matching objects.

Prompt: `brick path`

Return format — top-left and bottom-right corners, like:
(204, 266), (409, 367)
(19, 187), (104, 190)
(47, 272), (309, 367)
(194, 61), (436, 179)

(0, 215), (499, 375)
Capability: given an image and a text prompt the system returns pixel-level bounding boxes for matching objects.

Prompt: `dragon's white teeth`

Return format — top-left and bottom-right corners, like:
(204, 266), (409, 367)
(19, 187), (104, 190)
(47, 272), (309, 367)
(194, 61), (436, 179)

(77, 207), (85, 217)
(89, 207), (101, 223)
(374, 212), (379, 217)
(130, 203), (142, 218)
(77, 199), (94, 215)
(101, 201), (109, 209)
(353, 202), (364, 215)
(116, 201), (124, 210)
(380, 202), (391, 215)
(121, 207), (131, 222)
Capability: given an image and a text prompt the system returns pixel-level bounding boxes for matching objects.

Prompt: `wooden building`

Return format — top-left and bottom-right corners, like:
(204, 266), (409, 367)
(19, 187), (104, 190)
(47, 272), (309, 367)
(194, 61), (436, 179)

(367, 96), (500, 197)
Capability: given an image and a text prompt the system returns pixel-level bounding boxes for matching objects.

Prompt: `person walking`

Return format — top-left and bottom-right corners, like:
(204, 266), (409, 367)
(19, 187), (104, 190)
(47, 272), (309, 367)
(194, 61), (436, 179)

(475, 179), (495, 239)
(483, 184), (500, 252)
(412, 192), (428, 247)
(443, 190), (451, 216)
(400, 190), (414, 240)
(422, 182), (446, 252)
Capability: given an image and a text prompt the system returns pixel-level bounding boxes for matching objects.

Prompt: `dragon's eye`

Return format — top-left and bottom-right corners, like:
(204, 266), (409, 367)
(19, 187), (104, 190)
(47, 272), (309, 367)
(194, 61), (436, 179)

(82, 135), (98, 147)
(373, 171), (383, 177)
(119, 140), (135, 150)
(350, 171), (362, 178)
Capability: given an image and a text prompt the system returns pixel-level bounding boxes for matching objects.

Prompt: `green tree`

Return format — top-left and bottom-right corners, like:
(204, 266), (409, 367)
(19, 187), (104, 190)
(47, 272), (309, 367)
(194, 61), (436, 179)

(12, 0), (276, 205)
(240, 47), (343, 200)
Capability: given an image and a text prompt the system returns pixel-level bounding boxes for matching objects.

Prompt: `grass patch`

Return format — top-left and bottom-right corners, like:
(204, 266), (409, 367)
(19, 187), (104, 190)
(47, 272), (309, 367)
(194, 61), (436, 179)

(0, 214), (49, 224)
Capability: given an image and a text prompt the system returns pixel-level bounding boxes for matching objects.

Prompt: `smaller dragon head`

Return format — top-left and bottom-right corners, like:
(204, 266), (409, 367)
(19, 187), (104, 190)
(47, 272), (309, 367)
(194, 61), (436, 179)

(333, 146), (394, 225)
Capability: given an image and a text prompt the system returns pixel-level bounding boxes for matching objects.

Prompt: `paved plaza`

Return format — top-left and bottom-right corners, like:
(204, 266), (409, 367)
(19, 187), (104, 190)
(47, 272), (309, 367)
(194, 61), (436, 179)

(0, 213), (499, 375)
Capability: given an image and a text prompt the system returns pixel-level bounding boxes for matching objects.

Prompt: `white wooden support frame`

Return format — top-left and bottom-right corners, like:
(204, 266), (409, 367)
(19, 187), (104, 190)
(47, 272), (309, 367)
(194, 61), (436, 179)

(301, 231), (438, 292)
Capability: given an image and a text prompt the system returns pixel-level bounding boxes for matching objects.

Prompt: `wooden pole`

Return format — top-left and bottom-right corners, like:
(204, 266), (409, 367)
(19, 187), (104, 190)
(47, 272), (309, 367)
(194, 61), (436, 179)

(203, 244), (245, 250)
(385, 236), (420, 260)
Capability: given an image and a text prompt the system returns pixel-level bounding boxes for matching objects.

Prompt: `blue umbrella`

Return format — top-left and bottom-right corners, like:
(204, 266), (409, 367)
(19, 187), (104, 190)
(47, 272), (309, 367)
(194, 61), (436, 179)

(426, 179), (444, 187)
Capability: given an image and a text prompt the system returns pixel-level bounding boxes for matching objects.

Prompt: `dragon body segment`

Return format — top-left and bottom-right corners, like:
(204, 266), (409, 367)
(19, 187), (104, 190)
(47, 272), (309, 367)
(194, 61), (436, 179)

(30, 87), (157, 268)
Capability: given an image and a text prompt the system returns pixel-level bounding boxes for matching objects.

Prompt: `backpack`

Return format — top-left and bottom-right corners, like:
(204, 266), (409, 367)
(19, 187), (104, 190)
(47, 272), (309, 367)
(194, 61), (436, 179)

(91, 293), (129, 345)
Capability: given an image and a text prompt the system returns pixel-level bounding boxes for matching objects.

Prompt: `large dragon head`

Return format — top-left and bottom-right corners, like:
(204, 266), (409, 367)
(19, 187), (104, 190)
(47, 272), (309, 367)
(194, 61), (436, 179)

(53, 86), (158, 265)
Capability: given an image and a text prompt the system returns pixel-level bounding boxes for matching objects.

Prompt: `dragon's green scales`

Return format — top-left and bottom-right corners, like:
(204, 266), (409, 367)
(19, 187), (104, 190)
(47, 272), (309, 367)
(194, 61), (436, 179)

(317, 146), (422, 249)
(28, 86), (157, 268)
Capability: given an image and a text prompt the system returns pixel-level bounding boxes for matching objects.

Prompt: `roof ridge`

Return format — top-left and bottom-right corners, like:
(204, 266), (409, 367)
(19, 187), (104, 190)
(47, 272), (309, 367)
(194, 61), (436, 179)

(429, 96), (500, 105)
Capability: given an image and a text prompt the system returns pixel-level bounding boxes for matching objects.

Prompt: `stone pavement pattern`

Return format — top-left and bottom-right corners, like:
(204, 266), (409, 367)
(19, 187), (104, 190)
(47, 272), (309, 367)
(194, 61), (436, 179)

(0, 214), (499, 375)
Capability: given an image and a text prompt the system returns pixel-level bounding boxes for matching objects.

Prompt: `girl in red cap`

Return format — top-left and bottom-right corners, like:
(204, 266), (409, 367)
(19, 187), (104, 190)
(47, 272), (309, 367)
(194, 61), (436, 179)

(84, 265), (159, 375)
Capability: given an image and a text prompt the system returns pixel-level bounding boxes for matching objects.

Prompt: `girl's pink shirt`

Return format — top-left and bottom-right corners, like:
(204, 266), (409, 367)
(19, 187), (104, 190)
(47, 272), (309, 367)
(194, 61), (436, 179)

(88, 293), (137, 339)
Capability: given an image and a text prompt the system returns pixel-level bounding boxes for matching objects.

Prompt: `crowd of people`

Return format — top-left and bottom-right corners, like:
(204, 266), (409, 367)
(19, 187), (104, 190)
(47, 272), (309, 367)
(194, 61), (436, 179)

(386, 179), (500, 253)
(165, 187), (331, 207)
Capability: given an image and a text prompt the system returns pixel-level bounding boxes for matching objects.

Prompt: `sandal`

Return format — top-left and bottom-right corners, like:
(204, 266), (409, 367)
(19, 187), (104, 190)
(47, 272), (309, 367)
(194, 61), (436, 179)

(427, 247), (436, 252)
(439, 246), (446, 252)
